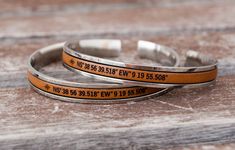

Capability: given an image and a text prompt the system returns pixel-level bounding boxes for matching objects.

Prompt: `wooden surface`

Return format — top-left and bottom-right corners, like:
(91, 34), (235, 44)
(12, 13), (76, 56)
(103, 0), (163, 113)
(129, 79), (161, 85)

(0, 0), (235, 149)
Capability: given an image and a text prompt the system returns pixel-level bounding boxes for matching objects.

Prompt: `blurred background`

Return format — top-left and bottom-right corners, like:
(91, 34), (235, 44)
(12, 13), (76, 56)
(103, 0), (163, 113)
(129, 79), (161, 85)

(1, 0), (235, 41)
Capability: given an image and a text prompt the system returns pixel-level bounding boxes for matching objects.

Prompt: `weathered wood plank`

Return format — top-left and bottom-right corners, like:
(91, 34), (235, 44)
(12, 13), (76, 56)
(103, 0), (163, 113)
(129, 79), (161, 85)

(0, 76), (234, 149)
(1, 0), (232, 14)
(1, 32), (235, 75)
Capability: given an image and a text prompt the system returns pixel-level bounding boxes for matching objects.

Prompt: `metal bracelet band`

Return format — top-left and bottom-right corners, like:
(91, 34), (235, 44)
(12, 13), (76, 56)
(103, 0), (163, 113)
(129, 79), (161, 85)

(63, 40), (217, 88)
(27, 43), (173, 104)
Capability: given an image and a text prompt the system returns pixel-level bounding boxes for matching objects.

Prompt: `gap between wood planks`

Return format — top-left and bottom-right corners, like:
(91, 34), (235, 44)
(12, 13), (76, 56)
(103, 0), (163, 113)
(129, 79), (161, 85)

(2, 26), (235, 41)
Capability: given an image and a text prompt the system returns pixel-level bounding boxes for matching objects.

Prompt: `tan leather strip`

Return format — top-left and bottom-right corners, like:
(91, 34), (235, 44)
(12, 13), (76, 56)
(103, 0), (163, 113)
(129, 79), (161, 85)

(63, 52), (217, 84)
(28, 71), (162, 100)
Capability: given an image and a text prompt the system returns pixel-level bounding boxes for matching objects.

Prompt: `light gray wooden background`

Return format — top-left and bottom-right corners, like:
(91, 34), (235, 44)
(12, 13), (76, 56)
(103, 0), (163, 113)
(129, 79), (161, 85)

(0, 0), (234, 149)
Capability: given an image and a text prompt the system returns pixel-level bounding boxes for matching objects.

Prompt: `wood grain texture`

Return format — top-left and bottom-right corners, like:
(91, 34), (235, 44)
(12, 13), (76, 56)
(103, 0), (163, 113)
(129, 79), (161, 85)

(0, 0), (234, 149)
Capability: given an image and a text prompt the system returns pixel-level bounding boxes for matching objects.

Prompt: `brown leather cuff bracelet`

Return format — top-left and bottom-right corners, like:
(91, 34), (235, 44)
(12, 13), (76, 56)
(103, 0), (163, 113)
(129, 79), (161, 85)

(63, 40), (217, 88)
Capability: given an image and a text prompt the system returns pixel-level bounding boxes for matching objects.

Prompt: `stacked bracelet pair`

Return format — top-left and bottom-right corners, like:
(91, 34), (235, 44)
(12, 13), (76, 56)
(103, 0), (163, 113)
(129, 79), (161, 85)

(28, 39), (217, 104)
